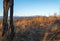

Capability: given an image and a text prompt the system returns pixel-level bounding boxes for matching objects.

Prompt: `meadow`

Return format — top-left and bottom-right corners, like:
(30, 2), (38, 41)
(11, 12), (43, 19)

(0, 16), (60, 41)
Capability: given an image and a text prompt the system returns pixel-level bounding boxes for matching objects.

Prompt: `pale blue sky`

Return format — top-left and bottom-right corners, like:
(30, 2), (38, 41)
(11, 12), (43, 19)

(0, 0), (60, 16)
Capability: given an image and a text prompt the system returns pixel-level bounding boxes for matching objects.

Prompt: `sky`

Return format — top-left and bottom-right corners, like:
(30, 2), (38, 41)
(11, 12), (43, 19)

(0, 0), (60, 16)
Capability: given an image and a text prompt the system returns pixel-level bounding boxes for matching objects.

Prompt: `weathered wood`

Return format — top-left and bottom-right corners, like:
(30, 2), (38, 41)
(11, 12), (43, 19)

(2, 0), (15, 41)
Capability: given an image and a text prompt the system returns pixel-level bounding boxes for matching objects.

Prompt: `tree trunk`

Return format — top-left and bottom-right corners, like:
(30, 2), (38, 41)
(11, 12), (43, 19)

(2, 1), (8, 36)
(10, 0), (15, 41)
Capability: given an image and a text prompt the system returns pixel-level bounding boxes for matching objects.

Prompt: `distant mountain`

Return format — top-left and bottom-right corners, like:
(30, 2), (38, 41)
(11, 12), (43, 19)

(0, 16), (2, 18)
(13, 16), (35, 20)
(0, 16), (35, 20)
(0, 16), (3, 21)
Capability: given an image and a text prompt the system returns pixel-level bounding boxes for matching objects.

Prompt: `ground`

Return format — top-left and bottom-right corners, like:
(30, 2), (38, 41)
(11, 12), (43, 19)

(0, 16), (60, 41)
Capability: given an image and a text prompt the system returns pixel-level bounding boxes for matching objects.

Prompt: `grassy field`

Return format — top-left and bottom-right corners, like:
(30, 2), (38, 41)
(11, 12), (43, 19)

(0, 16), (60, 41)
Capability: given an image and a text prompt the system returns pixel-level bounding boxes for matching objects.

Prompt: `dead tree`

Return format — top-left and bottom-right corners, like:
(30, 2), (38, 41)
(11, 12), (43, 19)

(2, 0), (15, 41)
(10, 0), (15, 40)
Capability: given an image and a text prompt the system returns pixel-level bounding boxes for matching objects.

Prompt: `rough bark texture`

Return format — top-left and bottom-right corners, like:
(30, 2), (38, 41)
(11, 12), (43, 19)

(2, 0), (15, 41)
(10, 0), (15, 41)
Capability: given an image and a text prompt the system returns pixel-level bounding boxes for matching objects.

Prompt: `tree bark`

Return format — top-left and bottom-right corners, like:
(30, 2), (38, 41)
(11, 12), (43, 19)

(10, 0), (15, 41)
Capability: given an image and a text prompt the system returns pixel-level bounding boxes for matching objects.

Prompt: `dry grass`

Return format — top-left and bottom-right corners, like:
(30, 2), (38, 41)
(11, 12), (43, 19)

(0, 16), (60, 41)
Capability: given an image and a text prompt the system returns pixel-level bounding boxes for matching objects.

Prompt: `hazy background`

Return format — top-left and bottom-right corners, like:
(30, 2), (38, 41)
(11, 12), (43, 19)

(0, 0), (60, 16)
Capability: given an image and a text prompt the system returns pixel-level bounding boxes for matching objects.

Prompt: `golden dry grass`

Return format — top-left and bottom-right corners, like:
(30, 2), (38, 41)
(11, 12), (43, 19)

(0, 16), (60, 41)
